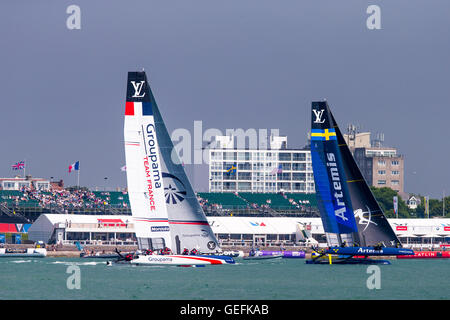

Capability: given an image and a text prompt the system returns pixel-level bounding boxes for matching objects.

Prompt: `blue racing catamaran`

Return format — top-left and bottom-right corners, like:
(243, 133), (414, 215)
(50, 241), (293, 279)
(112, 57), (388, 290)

(306, 101), (414, 264)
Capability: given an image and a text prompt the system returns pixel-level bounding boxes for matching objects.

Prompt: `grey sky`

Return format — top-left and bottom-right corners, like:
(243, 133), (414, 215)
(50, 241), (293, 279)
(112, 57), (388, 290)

(1, 1), (449, 198)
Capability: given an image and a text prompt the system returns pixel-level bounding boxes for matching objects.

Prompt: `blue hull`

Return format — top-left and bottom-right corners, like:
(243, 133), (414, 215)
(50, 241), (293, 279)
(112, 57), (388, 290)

(325, 246), (414, 256)
(306, 257), (391, 265)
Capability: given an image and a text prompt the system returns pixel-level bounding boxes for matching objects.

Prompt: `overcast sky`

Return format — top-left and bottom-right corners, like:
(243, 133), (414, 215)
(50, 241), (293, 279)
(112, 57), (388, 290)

(1, 1), (449, 198)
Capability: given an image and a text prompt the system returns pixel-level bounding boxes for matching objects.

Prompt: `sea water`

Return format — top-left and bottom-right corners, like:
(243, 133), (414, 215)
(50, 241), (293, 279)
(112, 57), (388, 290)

(0, 257), (448, 300)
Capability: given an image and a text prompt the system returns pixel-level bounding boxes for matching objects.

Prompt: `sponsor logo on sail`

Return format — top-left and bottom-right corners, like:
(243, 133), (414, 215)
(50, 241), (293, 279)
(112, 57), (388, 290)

(162, 172), (187, 205)
(326, 152), (349, 223)
(354, 206), (378, 231)
(249, 222), (266, 227)
(207, 241), (217, 250)
(131, 81), (146, 98)
(151, 226), (170, 232)
(312, 109), (325, 124)
(142, 123), (163, 211)
(148, 257), (172, 262)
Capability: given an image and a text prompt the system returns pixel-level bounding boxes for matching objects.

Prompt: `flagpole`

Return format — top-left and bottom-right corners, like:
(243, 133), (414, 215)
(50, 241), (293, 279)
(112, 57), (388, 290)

(23, 158), (26, 178)
(77, 163), (80, 188)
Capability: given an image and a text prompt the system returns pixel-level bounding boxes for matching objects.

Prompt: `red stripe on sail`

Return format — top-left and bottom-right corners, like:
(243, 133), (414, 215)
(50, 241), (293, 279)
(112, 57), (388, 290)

(125, 102), (134, 115)
(169, 221), (209, 226)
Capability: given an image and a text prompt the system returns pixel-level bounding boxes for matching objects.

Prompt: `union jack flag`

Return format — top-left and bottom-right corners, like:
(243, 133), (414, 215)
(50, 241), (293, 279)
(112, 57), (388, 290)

(12, 161), (25, 170)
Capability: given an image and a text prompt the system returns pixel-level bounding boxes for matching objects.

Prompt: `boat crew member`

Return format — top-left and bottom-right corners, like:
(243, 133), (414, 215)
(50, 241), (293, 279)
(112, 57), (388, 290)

(190, 248), (198, 255)
(374, 242), (383, 251)
(182, 248), (189, 255)
(124, 253), (133, 261)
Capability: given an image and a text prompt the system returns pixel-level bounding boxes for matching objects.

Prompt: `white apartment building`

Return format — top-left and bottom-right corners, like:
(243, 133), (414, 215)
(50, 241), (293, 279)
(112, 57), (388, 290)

(208, 135), (315, 193)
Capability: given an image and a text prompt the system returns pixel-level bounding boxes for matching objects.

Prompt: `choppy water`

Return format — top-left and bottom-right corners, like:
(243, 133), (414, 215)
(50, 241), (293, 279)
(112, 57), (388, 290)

(0, 257), (448, 300)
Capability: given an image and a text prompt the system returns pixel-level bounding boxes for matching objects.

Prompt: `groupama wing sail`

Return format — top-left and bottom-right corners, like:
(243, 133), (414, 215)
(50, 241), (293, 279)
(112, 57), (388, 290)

(124, 71), (220, 254)
(124, 71), (172, 251)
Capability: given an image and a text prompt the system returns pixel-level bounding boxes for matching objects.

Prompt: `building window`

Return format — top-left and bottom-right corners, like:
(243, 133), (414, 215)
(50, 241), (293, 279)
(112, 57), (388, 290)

(280, 163), (291, 171)
(237, 152), (251, 161)
(292, 163), (306, 171)
(391, 160), (400, 166)
(211, 162), (222, 170)
(391, 180), (400, 185)
(277, 182), (291, 191)
(18, 182), (30, 190)
(278, 153), (292, 161)
(238, 182), (251, 191)
(266, 152), (276, 161)
(277, 173), (291, 181)
(378, 160), (386, 166)
(238, 162), (251, 170)
(3, 182), (15, 189)
(392, 170), (400, 175)
(238, 172), (252, 180)
(293, 183), (306, 191)
(223, 182), (236, 190)
(223, 152), (236, 161)
(293, 153), (306, 161)
(292, 172), (306, 181)
(211, 152), (222, 160)
(378, 170), (386, 175)
(211, 172), (222, 180)
(378, 180), (386, 185)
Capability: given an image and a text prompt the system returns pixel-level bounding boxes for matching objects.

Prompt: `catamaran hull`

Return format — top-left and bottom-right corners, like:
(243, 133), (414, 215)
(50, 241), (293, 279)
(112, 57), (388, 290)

(325, 246), (414, 256)
(243, 255), (283, 261)
(306, 257), (391, 265)
(107, 254), (235, 266)
(259, 251), (305, 258)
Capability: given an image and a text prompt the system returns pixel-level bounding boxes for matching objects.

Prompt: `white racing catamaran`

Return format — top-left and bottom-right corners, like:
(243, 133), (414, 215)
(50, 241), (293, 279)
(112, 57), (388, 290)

(109, 71), (234, 266)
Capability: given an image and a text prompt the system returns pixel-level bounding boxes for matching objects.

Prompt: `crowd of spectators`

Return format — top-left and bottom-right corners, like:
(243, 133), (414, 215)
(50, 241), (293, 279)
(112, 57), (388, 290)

(0, 187), (126, 210)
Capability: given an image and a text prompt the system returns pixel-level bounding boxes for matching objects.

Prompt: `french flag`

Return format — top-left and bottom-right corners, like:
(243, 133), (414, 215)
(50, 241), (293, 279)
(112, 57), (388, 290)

(68, 161), (80, 173)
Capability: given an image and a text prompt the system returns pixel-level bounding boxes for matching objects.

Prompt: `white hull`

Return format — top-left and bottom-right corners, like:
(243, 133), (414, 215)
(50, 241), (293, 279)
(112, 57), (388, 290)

(0, 248), (47, 258)
(108, 254), (234, 266)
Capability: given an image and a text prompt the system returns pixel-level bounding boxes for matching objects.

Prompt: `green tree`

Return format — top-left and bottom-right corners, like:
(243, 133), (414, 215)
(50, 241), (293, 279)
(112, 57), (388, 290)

(369, 186), (410, 218)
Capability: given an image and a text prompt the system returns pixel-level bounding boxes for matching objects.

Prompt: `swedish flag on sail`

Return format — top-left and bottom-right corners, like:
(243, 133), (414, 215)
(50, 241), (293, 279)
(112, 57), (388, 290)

(226, 165), (237, 173)
(311, 128), (337, 141)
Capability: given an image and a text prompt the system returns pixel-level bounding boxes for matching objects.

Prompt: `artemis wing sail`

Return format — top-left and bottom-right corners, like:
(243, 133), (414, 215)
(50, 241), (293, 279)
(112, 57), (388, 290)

(330, 111), (400, 247)
(310, 101), (358, 246)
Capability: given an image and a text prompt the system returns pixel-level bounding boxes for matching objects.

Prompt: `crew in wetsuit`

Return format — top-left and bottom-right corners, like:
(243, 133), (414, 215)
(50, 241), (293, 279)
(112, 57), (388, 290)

(374, 242), (383, 251)
(182, 248), (189, 255)
(189, 248), (198, 255)
(161, 247), (172, 255)
(144, 249), (153, 255)
(124, 253), (133, 261)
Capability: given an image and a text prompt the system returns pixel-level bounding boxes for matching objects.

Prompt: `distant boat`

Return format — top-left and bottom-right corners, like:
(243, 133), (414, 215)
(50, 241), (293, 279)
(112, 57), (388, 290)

(109, 71), (234, 266)
(0, 248), (46, 258)
(306, 101), (414, 264)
